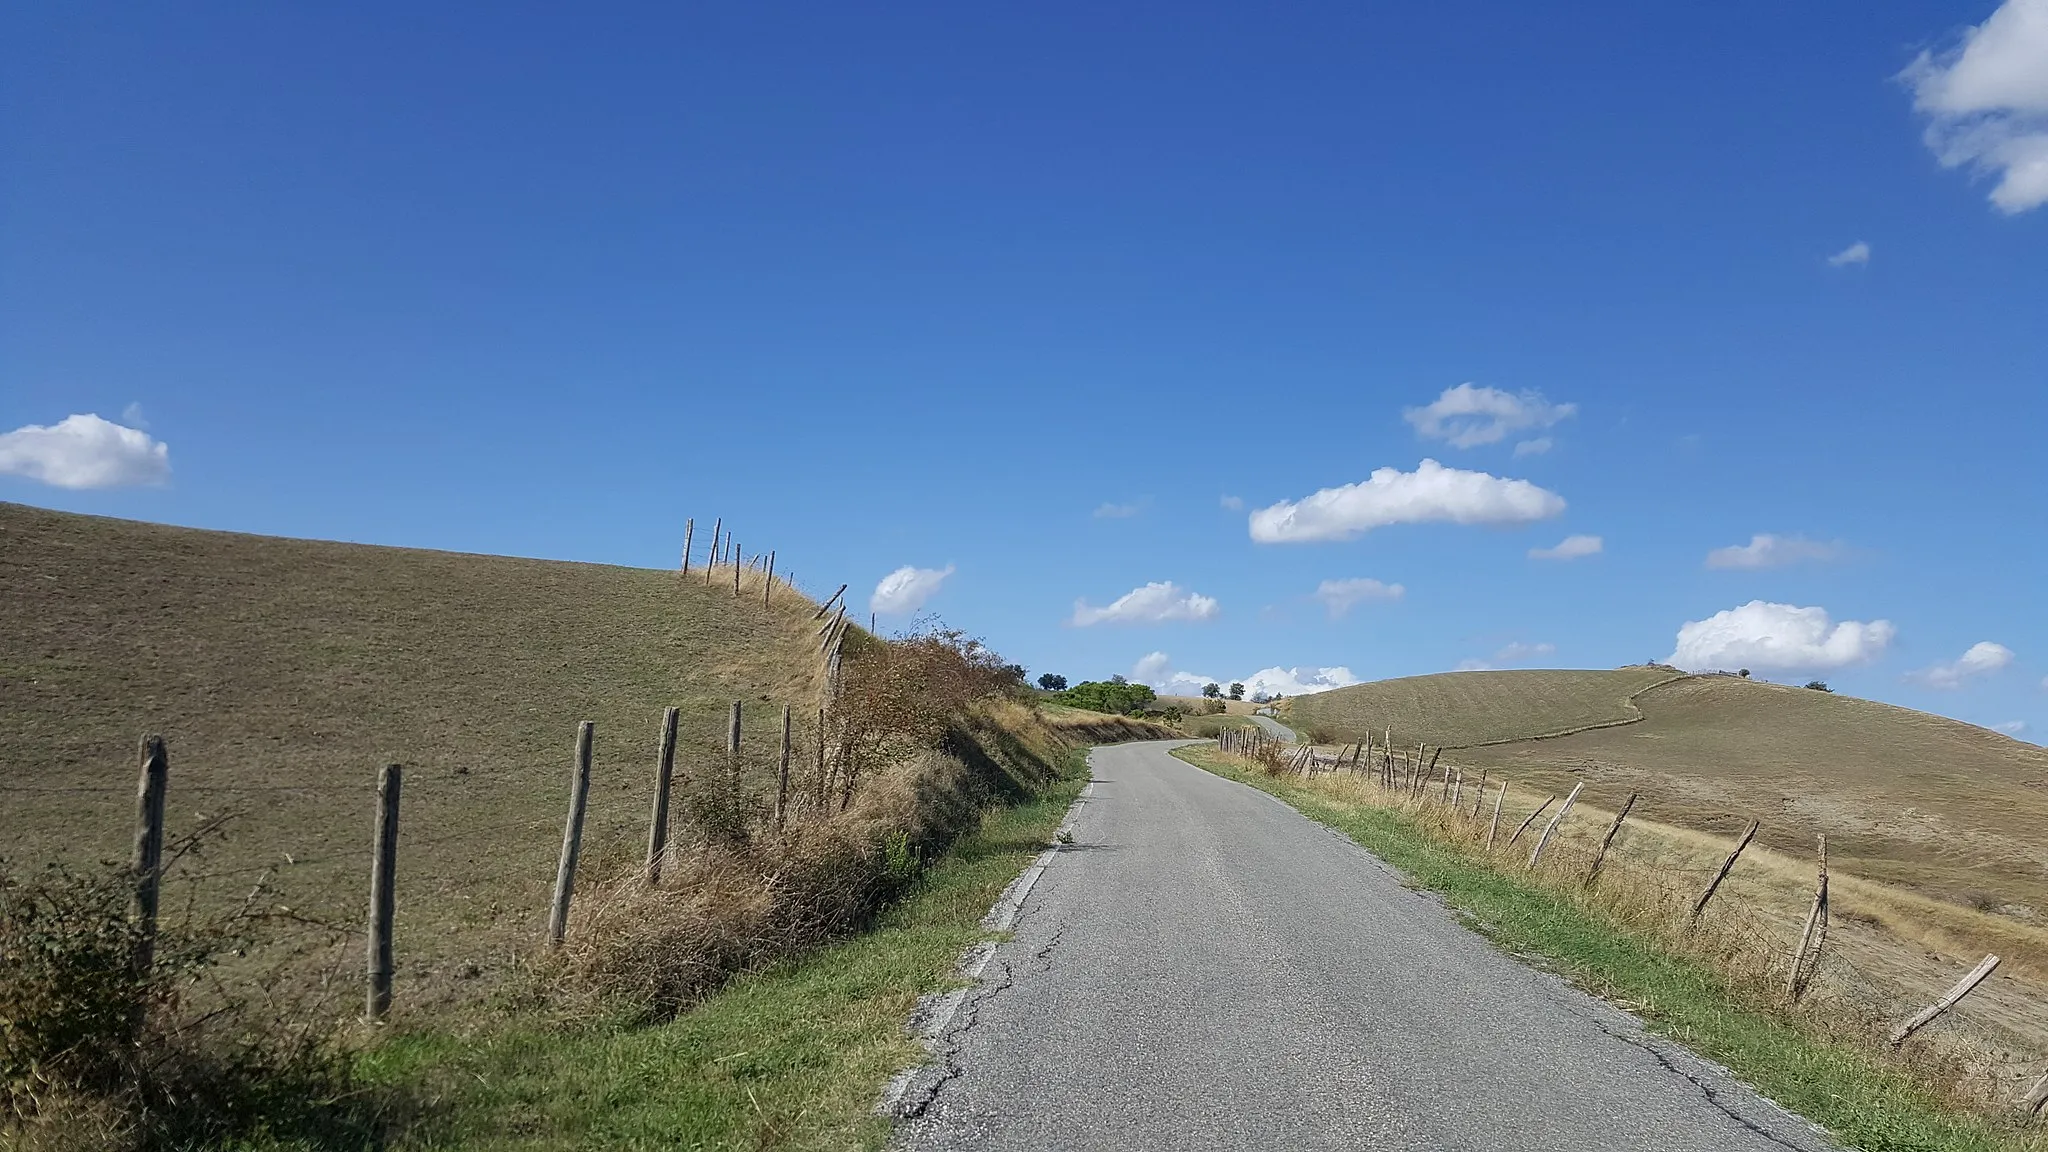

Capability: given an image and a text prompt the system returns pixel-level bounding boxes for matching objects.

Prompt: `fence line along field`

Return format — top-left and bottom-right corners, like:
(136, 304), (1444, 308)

(0, 500), (837, 1014)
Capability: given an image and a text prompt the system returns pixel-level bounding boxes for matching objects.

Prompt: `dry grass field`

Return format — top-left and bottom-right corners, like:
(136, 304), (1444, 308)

(0, 501), (834, 1015)
(1282, 666), (2048, 1085)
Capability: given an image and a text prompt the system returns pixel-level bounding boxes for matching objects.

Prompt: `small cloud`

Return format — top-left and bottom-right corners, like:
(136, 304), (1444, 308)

(1249, 459), (1565, 543)
(1993, 720), (2028, 735)
(1900, 0), (2048, 213)
(1093, 500), (1144, 519)
(1669, 601), (1895, 672)
(1313, 577), (1405, 618)
(1071, 581), (1220, 627)
(1909, 641), (2016, 689)
(1219, 494), (1244, 511)
(1530, 534), (1603, 561)
(121, 402), (149, 428)
(1404, 383), (1577, 449)
(0, 413), (172, 489)
(1458, 641), (1556, 671)
(1240, 665), (1361, 697)
(1827, 241), (1872, 267)
(1512, 437), (1553, 457)
(1131, 651), (1219, 696)
(870, 564), (954, 615)
(1705, 533), (1845, 570)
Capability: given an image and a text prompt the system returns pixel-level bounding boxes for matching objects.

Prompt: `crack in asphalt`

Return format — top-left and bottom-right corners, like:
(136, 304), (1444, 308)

(892, 958), (1017, 1120)
(1576, 1009), (1819, 1152)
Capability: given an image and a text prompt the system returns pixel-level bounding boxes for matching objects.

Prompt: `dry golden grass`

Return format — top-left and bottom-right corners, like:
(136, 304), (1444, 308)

(1285, 666), (1682, 747)
(0, 501), (833, 1018)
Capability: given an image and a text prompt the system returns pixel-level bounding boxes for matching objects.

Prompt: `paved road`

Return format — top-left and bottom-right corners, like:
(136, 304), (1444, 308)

(1246, 713), (1296, 741)
(893, 740), (1833, 1152)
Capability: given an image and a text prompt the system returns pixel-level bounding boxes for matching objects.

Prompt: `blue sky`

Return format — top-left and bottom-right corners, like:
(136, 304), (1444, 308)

(4, 1), (2044, 737)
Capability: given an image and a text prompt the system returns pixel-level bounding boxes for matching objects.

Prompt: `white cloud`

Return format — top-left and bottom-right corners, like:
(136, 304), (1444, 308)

(1313, 577), (1405, 618)
(1457, 641), (1557, 671)
(1094, 501), (1142, 519)
(1668, 601), (1896, 672)
(1909, 641), (2016, 688)
(1705, 534), (1845, 570)
(1131, 651), (1220, 696)
(1404, 384), (1577, 449)
(1218, 494), (1244, 511)
(1240, 665), (1362, 698)
(1827, 241), (1872, 267)
(1994, 720), (2028, 734)
(1249, 459), (1565, 543)
(1070, 581), (1220, 627)
(0, 413), (171, 489)
(869, 564), (954, 615)
(1512, 437), (1553, 457)
(121, 402), (149, 428)
(1901, 0), (2048, 213)
(1530, 534), (1603, 561)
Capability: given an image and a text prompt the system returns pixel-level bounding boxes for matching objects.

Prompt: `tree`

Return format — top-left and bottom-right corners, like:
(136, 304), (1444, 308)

(999, 663), (1028, 685)
(1227, 682), (1245, 700)
(1109, 674), (1128, 685)
(1052, 679), (1157, 715)
(1037, 673), (1068, 692)
(1201, 682), (1221, 698)
(1804, 679), (1832, 692)
(1738, 669), (1751, 678)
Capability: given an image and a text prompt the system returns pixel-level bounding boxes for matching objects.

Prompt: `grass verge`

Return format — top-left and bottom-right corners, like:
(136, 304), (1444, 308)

(1172, 745), (2041, 1152)
(364, 753), (1088, 1150)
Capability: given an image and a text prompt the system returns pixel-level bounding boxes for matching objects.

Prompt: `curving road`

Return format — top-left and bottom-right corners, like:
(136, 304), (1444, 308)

(1246, 712), (1297, 742)
(892, 740), (1833, 1152)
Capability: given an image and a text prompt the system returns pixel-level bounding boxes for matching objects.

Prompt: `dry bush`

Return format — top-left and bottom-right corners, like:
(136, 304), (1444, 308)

(0, 854), (379, 1151)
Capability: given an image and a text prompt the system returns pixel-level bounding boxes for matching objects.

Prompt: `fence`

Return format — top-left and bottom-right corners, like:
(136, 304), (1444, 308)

(1212, 725), (2047, 1119)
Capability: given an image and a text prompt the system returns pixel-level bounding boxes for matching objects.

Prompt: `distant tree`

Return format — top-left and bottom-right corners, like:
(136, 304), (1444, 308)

(1201, 682), (1222, 699)
(1250, 691), (1272, 704)
(1037, 672), (1068, 692)
(999, 663), (1028, 685)
(1738, 669), (1751, 678)
(1052, 679), (1158, 716)
(1227, 682), (1245, 700)
(1109, 674), (1128, 685)
(1804, 679), (1832, 692)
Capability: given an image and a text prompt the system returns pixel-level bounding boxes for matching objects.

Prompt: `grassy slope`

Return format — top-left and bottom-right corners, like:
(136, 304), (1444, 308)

(369, 758), (1087, 1151)
(1174, 746), (2035, 1152)
(0, 501), (829, 1015)
(1285, 666), (1681, 747)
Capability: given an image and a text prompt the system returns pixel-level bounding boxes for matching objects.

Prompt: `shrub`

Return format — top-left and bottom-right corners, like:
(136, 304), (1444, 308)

(1804, 680), (1832, 692)
(1051, 680), (1157, 716)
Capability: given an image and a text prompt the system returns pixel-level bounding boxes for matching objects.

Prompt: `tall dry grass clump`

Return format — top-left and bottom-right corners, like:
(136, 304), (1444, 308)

(555, 626), (1065, 1021)
(0, 851), (381, 1151)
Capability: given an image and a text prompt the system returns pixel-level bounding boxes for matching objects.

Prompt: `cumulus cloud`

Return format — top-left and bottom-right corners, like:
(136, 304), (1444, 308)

(1705, 534), (1845, 570)
(1249, 459), (1565, 543)
(1827, 241), (1873, 267)
(1901, 0), (2048, 213)
(1219, 495), (1244, 511)
(1240, 665), (1362, 697)
(1314, 577), (1405, 618)
(1094, 501), (1142, 519)
(1668, 601), (1895, 672)
(1909, 641), (2016, 688)
(1131, 652), (1220, 696)
(870, 564), (954, 615)
(1070, 581), (1220, 626)
(1404, 384), (1577, 449)
(1530, 534), (1603, 561)
(0, 413), (171, 489)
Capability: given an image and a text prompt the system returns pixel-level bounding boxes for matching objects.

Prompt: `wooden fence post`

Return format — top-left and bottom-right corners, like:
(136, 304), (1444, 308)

(1528, 781), (1584, 869)
(775, 704), (793, 828)
(130, 736), (170, 990)
(1890, 955), (2001, 1046)
(706, 518), (721, 584)
(547, 722), (594, 949)
(1505, 794), (1554, 849)
(367, 763), (402, 1021)
(1583, 792), (1637, 886)
(813, 584), (847, 620)
(1787, 834), (1829, 1001)
(815, 706), (829, 813)
(681, 518), (694, 575)
(727, 700), (743, 790)
(1485, 781), (1507, 847)
(764, 551), (776, 607)
(2020, 1069), (2048, 1117)
(1690, 819), (1759, 925)
(1469, 772), (1487, 820)
(647, 707), (680, 884)
(733, 541), (742, 596)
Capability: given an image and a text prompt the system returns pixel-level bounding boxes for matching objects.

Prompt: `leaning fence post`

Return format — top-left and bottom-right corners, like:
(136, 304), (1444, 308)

(681, 518), (694, 575)
(2021, 1069), (2048, 1117)
(547, 722), (595, 948)
(1528, 781), (1584, 869)
(1583, 792), (1637, 886)
(706, 518), (721, 584)
(764, 550), (776, 607)
(130, 736), (170, 992)
(1485, 781), (1507, 847)
(775, 704), (793, 828)
(367, 763), (402, 1020)
(1691, 819), (1759, 925)
(1505, 794), (1554, 849)
(1787, 834), (1829, 1001)
(1890, 954), (2001, 1046)
(647, 707), (679, 884)
(812, 584), (847, 620)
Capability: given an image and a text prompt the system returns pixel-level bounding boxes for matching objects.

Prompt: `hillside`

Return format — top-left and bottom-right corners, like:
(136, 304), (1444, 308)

(1292, 667), (2048, 917)
(0, 501), (832, 1010)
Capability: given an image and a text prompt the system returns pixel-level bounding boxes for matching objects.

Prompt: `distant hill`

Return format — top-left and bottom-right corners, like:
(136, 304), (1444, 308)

(1288, 667), (2048, 916)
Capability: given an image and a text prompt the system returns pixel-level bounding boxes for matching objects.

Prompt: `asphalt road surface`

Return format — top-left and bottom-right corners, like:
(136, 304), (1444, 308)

(892, 740), (1834, 1152)
(1246, 713), (1297, 741)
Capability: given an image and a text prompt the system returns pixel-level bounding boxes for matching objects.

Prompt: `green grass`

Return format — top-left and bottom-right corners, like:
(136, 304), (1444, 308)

(1173, 746), (2036, 1152)
(364, 757), (1088, 1150)
(1180, 713), (1254, 738)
